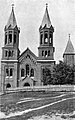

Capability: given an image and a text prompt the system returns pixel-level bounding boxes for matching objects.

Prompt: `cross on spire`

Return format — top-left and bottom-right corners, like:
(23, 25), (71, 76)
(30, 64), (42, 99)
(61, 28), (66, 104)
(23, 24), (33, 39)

(69, 34), (70, 40)
(46, 3), (48, 8)
(12, 4), (14, 10)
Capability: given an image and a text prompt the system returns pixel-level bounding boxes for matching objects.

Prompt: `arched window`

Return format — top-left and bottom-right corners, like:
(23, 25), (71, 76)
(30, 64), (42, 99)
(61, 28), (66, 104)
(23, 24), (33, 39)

(48, 50), (50, 56)
(5, 34), (7, 44)
(5, 50), (8, 57)
(26, 64), (29, 76)
(9, 51), (12, 57)
(14, 34), (16, 44)
(6, 68), (9, 76)
(9, 34), (12, 43)
(6, 83), (11, 88)
(21, 69), (25, 77)
(10, 68), (13, 77)
(45, 51), (47, 57)
(40, 34), (43, 44)
(30, 69), (34, 77)
(44, 33), (48, 43)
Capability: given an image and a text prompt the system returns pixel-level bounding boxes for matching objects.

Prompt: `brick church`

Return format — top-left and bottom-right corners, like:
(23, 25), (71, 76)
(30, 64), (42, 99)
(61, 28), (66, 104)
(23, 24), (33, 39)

(0, 4), (75, 92)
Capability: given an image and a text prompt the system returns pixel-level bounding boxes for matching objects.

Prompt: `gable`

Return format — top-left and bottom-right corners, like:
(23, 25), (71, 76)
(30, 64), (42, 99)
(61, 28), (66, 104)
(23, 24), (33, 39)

(19, 48), (37, 65)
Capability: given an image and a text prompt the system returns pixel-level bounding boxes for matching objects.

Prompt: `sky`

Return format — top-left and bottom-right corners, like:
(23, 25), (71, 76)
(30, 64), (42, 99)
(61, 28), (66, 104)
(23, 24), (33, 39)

(0, 0), (75, 69)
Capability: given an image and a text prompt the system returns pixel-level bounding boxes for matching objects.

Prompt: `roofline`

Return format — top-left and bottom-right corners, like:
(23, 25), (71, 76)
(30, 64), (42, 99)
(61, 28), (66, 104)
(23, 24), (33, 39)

(19, 48), (38, 60)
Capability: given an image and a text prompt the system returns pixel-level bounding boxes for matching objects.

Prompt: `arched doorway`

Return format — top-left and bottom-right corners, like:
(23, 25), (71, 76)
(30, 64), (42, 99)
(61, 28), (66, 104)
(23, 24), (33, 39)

(6, 83), (11, 88)
(24, 83), (30, 87)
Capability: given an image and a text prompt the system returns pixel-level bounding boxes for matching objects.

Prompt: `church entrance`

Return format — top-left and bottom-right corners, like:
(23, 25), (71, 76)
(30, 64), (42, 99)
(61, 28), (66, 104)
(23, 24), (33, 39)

(24, 83), (30, 87)
(6, 83), (11, 88)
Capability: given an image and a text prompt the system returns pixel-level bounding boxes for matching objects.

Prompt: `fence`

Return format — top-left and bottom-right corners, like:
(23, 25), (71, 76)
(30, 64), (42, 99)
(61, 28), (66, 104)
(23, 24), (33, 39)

(5, 85), (75, 93)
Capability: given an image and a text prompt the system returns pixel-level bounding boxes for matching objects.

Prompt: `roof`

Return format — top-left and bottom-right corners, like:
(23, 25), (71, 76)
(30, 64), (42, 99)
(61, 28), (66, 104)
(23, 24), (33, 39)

(19, 47), (38, 60)
(6, 6), (17, 29)
(40, 4), (51, 28)
(64, 35), (75, 54)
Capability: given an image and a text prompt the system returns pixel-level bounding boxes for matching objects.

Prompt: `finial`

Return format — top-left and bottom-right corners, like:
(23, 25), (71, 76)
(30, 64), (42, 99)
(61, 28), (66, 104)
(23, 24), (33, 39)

(69, 34), (70, 40)
(12, 4), (14, 10)
(46, 3), (48, 8)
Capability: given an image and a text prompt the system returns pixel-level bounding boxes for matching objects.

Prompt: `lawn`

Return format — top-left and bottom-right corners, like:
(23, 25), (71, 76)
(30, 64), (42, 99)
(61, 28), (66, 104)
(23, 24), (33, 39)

(0, 91), (75, 120)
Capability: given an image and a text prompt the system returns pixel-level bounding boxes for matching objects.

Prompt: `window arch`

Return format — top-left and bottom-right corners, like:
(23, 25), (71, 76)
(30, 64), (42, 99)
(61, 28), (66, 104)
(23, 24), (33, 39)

(21, 69), (25, 77)
(26, 64), (29, 76)
(30, 69), (34, 77)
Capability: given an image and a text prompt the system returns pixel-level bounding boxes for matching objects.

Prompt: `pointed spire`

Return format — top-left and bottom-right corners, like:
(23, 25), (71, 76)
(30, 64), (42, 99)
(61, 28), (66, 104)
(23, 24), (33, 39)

(41, 3), (51, 28)
(64, 34), (75, 54)
(6, 4), (17, 29)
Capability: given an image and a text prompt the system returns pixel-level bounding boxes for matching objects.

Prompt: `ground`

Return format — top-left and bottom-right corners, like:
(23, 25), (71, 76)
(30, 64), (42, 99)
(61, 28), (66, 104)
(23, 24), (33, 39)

(0, 91), (75, 120)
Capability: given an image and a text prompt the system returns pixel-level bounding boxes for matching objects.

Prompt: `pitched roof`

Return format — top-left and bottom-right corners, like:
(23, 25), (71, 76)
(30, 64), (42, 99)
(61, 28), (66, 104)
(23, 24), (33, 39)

(41, 4), (51, 28)
(64, 35), (75, 54)
(19, 47), (38, 60)
(6, 6), (17, 29)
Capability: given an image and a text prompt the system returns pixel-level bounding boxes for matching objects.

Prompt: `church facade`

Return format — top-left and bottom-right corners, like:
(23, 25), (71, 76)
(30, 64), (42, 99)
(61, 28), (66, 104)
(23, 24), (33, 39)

(1, 5), (75, 92)
(1, 5), (55, 92)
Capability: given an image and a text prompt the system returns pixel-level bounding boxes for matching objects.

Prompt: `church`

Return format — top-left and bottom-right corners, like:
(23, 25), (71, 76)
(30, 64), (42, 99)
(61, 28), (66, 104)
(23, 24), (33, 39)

(0, 4), (75, 92)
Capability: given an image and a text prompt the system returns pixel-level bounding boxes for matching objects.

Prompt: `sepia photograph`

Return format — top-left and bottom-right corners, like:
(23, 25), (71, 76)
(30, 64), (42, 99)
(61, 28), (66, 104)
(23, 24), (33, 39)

(0, 0), (75, 119)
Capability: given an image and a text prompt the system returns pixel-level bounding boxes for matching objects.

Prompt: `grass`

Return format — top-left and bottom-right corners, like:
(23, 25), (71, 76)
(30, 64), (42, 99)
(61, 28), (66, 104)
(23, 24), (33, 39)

(0, 91), (75, 120)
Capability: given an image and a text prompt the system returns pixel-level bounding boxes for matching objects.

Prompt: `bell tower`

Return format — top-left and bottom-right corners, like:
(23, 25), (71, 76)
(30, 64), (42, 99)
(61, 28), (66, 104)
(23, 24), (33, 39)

(38, 4), (55, 61)
(1, 5), (20, 92)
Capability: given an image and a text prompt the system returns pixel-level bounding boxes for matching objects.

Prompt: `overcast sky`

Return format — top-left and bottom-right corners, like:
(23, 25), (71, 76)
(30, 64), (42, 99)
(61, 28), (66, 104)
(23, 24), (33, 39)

(0, 0), (75, 68)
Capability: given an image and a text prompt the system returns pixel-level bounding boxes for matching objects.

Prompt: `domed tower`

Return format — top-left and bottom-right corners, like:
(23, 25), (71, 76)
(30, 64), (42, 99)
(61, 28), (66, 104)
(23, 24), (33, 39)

(38, 4), (55, 62)
(1, 5), (20, 92)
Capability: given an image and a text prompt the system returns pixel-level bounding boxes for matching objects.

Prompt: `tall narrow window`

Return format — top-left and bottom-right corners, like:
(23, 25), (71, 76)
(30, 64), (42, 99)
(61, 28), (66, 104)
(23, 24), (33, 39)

(40, 34), (43, 44)
(42, 51), (44, 56)
(48, 50), (50, 56)
(44, 33), (48, 44)
(21, 69), (24, 77)
(6, 68), (9, 76)
(5, 35), (7, 44)
(45, 51), (47, 57)
(14, 34), (16, 44)
(10, 68), (13, 77)
(5, 50), (8, 57)
(9, 34), (12, 43)
(9, 51), (11, 57)
(49, 34), (52, 44)
(50, 38), (51, 43)
(30, 69), (34, 77)
(26, 64), (29, 76)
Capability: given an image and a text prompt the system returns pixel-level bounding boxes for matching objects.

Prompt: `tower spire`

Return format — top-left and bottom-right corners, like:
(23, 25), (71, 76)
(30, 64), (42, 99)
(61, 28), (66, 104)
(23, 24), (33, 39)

(5, 4), (17, 29)
(40, 3), (51, 29)
(64, 34), (74, 54)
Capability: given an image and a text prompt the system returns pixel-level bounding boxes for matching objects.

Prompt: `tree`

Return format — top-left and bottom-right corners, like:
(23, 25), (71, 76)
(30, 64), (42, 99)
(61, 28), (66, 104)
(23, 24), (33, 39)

(42, 67), (52, 85)
(52, 61), (74, 85)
